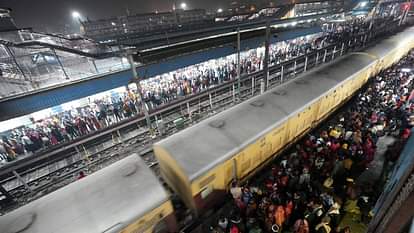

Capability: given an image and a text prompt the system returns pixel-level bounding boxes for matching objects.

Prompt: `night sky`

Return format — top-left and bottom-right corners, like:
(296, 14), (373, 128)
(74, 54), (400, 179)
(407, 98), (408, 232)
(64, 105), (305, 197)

(3, 0), (229, 33)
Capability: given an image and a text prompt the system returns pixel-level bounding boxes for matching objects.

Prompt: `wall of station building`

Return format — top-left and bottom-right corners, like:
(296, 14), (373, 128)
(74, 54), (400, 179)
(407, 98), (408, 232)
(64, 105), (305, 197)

(0, 26), (322, 122)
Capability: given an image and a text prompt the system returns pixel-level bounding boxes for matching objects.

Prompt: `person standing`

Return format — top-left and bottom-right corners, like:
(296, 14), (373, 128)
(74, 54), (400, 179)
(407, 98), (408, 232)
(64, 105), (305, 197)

(315, 216), (332, 233)
(293, 218), (310, 233)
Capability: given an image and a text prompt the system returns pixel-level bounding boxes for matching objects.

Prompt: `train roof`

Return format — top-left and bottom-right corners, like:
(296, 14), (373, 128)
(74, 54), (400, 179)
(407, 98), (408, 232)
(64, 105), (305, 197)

(154, 52), (376, 182)
(364, 26), (414, 59)
(0, 154), (169, 233)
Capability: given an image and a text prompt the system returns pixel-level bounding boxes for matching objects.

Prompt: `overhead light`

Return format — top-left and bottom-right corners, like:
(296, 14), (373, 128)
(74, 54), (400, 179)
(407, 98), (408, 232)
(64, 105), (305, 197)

(180, 2), (187, 10)
(401, 68), (411, 72)
(72, 11), (81, 19)
(111, 22), (116, 26)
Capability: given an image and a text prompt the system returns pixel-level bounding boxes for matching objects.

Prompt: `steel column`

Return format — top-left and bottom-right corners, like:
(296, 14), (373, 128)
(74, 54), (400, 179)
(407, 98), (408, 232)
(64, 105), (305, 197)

(232, 84), (236, 102)
(91, 59), (99, 73)
(315, 52), (319, 65)
(4, 45), (27, 81)
(260, 79), (265, 94)
(52, 48), (69, 79)
(340, 43), (345, 56)
(12, 170), (32, 192)
(263, 20), (271, 91)
(116, 130), (124, 144)
(304, 56), (308, 72)
(293, 60), (297, 75)
(251, 77), (255, 96)
(209, 93), (213, 109)
(187, 102), (192, 120)
(128, 53), (152, 135)
(237, 27), (241, 97)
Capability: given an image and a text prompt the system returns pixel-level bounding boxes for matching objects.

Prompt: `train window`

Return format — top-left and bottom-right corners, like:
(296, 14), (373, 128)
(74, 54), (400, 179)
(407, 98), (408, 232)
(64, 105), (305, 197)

(199, 174), (216, 188)
(201, 186), (213, 199)
(226, 167), (233, 181)
(241, 159), (251, 172)
(153, 220), (168, 233)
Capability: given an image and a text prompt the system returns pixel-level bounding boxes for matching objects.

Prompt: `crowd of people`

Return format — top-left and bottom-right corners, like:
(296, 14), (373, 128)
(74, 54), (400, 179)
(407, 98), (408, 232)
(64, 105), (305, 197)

(0, 18), (375, 164)
(207, 51), (414, 233)
(138, 33), (323, 108)
(138, 18), (370, 108)
(0, 92), (140, 163)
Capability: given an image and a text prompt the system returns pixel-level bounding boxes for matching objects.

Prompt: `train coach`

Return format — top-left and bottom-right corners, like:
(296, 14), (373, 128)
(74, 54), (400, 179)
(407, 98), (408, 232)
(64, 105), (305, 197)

(0, 154), (177, 233)
(153, 26), (414, 216)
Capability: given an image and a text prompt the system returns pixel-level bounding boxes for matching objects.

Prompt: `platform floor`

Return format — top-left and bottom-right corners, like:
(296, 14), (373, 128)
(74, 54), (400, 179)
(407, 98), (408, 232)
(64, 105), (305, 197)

(190, 133), (397, 233)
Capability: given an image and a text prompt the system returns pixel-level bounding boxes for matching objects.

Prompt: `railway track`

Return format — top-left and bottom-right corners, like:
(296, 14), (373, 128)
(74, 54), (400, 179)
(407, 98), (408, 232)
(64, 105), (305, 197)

(0, 26), (392, 212)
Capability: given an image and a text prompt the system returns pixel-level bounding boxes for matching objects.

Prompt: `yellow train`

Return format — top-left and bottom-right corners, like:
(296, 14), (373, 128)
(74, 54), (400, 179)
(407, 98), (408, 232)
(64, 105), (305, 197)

(153, 25), (414, 216)
(0, 26), (413, 233)
(0, 155), (178, 233)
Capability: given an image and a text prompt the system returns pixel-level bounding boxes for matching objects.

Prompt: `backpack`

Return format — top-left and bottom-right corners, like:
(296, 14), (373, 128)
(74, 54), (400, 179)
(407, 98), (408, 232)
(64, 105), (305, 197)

(230, 225), (240, 233)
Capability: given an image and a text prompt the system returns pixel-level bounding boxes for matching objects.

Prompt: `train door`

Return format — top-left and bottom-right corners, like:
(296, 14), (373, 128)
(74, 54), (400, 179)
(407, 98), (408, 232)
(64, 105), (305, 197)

(153, 221), (167, 233)
(258, 136), (272, 165)
(240, 151), (252, 178)
(318, 95), (330, 117)
(289, 113), (301, 141)
(337, 85), (346, 103)
(302, 106), (313, 132)
(265, 143), (273, 161)
(297, 109), (310, 137)
(225, 159), (237, 187)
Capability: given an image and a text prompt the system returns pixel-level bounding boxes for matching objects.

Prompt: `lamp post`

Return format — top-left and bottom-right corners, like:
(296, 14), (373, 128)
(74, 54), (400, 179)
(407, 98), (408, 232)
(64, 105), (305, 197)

(263, 20), (270, 91)
(237, 27), (241, 99)
(127, 50), (153, 135)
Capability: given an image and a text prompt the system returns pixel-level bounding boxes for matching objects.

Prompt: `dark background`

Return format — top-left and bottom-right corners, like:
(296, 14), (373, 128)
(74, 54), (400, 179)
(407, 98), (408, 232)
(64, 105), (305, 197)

(2, 0), (230, 33)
